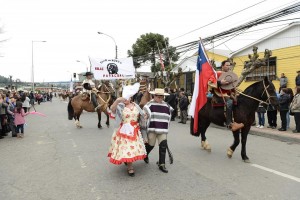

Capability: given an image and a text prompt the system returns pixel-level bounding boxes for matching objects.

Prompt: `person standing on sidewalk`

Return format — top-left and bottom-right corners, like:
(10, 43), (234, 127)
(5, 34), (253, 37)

(7, 96), (17, 137)
(295, 70), (300, 87)
(285, 88), (294, 129)
(267, 103), (277, 129)
(14, 101), (30, 138)
(278, 88), (290, 131)
(256, 102), (266, 128)
(279, 73), (288, 93)
(290, 87), (300, 133)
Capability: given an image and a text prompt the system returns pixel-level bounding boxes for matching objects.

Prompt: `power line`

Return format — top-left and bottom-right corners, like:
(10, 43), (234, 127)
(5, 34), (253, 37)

(171, 0), (267, 41)
(175, 2), (300, 56)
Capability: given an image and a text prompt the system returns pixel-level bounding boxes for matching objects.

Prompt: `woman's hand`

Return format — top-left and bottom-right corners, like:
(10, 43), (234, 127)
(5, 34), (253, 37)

(144, 113), (148, 120)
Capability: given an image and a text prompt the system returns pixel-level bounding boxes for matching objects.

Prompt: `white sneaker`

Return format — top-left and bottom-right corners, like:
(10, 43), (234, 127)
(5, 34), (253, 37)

(259, 125), (264, 129)
(256, 125), (260, 128)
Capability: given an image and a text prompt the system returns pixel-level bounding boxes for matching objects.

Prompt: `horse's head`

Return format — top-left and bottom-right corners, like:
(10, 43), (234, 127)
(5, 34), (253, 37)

(261, 76), (279, 108)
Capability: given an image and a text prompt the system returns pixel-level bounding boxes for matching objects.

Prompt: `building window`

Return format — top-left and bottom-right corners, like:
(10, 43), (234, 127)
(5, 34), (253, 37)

(245, 57), (277, 81)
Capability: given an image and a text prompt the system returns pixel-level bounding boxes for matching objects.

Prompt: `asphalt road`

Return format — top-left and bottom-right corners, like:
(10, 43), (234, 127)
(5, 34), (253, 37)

(0, 98), (299, 200)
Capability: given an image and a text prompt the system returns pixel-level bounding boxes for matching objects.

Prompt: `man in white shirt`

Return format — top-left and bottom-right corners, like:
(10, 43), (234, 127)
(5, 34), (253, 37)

(82, 72), (100, 111)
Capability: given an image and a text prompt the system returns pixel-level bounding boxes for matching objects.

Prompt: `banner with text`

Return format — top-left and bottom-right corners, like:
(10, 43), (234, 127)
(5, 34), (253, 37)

(89, 57), (135, 80)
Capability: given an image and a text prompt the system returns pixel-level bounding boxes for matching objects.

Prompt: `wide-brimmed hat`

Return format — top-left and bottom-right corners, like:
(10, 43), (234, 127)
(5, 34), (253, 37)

(218, 71), (239, 90)
(149, 88), (170, 96)
(83, 72), (93, 76)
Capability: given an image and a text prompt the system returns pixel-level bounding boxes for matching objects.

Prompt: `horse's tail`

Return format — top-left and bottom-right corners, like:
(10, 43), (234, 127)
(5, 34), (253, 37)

(67, 100), (74, 120)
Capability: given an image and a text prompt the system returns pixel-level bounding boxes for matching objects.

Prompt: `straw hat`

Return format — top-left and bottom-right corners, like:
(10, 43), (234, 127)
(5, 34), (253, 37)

(218, 71), (239, 90)
(149, 88), (170, 96)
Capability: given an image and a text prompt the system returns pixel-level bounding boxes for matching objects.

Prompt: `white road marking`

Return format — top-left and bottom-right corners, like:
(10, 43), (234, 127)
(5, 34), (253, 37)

(78, 155), (87, 168)
(251, 164), (300, 183)
(69, 139), (77, 147)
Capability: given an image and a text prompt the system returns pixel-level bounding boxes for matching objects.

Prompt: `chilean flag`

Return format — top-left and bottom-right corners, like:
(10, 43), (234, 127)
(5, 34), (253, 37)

(188, 40), (216, 134)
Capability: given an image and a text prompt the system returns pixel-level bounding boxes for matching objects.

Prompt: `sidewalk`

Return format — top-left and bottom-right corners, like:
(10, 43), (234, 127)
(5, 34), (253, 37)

(249, 125), (300, 144)
(249, 114), (300, 143)
(210, 114), (300, 144)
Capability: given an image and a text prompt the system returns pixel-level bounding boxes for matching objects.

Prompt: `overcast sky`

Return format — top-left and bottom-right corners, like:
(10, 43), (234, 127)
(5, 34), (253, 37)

(0, 0), (299, 82)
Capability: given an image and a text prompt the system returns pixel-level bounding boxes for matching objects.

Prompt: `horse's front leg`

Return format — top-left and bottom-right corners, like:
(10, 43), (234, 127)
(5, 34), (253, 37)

(241, 126), (250, 162)
(97, 111), (102, 129)
(227, 130), (240, 158)
(105, 113), (110, 127)
(74, 113), (82, 128)
(200, 125), (211, 152)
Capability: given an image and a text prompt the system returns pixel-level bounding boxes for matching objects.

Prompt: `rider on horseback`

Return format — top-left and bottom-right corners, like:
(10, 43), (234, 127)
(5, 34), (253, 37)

(82, 72), (100, 111)
(208, 60), (244, 132)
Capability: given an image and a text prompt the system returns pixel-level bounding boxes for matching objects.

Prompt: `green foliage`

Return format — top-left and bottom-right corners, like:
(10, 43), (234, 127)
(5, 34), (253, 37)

(128, 33), (179, 72)
(0, 75), (9, 85)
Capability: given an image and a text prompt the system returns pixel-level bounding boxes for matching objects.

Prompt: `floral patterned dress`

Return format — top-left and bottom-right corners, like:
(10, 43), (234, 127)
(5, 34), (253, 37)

(108, 106), (147, 165)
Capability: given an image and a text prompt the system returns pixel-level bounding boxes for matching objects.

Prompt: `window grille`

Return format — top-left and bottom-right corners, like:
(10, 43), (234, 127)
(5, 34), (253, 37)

(245, 57), (277, 81)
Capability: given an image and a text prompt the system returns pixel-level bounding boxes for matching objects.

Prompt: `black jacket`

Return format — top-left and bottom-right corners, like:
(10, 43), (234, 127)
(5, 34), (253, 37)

(279, 93), (290, 111)
(179, 96), (189, 110)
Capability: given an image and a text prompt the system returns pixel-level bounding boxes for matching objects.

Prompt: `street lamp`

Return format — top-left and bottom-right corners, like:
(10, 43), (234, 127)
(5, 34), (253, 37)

(76, 60), (89, 72)
(97, 32), (117, 59)
(32, 40), (46, 92)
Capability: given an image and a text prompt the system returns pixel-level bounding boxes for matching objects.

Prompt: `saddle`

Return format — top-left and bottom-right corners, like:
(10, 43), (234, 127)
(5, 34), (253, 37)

(81, 92), (90, 101)
(210, 95), (237, 107)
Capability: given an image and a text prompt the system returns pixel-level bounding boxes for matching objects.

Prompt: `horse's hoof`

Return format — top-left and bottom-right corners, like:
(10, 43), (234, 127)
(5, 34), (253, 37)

(243, 159), (250, 163)
(227, 148), (234, 158)
(201, 141), (211, 152)
(98, 125), (102, 129)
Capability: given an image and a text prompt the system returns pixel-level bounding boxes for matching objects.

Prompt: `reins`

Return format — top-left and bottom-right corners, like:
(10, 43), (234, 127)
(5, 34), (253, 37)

(234, 80), (275, 105)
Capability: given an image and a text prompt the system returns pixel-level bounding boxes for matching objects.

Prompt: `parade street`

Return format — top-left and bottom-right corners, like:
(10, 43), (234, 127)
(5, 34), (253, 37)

(0, 98), (299, 200)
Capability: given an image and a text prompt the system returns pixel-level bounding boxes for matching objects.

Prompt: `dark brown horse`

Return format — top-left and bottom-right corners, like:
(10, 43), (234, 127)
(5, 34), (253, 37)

(67, 84), (111, 128)
(190, 77), (278, 162)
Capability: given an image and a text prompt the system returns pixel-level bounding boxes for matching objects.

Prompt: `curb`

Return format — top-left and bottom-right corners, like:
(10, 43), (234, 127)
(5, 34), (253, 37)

(210, 124), (300, 144)
(249, 129), (300, 144)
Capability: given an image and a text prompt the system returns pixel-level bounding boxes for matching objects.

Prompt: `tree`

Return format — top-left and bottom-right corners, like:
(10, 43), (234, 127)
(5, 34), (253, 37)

(127, 33), (179, 72)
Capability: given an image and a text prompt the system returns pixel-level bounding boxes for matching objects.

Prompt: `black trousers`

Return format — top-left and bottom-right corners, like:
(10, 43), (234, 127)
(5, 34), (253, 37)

(267, 110), (277, 127)
(280, 110), (288, 129)
(294, 112), (300, 131)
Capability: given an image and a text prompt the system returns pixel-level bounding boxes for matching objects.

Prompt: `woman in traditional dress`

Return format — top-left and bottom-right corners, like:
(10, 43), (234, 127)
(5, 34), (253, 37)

(107, 83), (147, 177)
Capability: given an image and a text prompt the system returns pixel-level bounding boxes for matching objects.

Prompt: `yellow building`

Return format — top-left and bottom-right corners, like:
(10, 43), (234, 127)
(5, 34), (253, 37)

(171, 22), (300, 93)
(231, 22), (300, 91)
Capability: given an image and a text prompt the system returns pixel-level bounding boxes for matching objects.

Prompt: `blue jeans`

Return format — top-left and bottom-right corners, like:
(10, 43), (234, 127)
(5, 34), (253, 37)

(286, 111), (290, 128)
(257, 112), (265, 126)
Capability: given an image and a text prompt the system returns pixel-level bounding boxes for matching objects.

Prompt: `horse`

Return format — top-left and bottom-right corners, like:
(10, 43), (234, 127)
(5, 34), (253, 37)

(67, 84), (111, 128)
(190, 77), (278, 162)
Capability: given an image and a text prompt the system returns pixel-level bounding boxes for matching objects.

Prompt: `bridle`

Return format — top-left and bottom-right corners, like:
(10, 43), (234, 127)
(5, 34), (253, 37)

(235, 80), (276, 105)
(97, 84), (112, 107)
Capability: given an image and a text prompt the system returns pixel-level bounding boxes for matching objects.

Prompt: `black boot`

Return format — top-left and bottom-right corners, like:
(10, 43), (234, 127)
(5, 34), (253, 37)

(225, 99), (233, 128)
(158, 140), (168, 173)
(144, 143), (154, 164)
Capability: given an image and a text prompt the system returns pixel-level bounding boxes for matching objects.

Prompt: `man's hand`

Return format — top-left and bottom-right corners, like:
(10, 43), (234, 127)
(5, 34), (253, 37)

(220, 78), (229, 85)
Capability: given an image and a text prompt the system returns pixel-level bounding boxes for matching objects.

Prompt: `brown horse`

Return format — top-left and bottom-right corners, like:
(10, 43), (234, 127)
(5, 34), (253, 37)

(67, 84), (111, 128)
